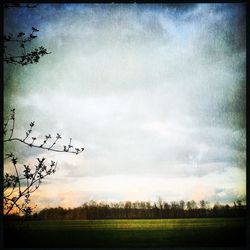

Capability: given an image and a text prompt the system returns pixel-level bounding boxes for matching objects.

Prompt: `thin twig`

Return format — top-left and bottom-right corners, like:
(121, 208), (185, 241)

(4, 137), (81, 154)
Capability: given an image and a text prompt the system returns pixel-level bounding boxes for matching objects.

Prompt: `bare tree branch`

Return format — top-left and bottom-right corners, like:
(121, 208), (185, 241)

(3, 28), (51, 66)
(4, 109), (84, 216)
(4, 109), (84, 155)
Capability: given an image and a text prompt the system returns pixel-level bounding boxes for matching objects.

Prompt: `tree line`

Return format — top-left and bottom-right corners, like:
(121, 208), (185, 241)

(15, 198), (246, 220)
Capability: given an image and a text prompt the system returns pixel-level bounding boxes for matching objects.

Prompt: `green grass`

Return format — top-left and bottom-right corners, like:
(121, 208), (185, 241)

(4, 217), (246, 247)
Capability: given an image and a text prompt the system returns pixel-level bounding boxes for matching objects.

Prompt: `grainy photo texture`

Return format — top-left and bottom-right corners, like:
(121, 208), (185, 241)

(3, 3), (246, 248)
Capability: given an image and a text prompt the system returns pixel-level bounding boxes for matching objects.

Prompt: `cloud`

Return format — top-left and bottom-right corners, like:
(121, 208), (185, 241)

(4, 3), (246, 206)
(31, 166), (246, 210)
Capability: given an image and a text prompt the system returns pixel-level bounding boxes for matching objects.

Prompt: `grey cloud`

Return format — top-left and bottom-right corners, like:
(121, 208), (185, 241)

(208, 187), (246, 204)
(4, 4), (246, 204)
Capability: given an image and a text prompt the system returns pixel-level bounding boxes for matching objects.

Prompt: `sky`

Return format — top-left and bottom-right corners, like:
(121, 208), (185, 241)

(4, 3), (246, 210)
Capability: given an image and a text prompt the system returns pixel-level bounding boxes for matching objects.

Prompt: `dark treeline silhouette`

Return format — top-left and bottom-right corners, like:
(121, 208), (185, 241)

(17, 198), (246, 220)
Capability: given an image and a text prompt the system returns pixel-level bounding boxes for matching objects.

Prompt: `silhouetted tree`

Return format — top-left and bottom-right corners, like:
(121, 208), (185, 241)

(4, 4), (50, 65)
(199, 200), (206, 209)
(4, 109), (84, 215)
(35, 199), (246, 220)
(3, 4), (85, 216)
(157, 197), (164, 218)
(179, 200), (185, 210)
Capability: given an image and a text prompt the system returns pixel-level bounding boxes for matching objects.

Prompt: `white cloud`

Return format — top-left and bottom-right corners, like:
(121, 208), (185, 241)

(4, 4), (246, 207)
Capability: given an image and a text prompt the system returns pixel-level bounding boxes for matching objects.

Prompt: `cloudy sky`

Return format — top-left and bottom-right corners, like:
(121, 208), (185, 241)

(4, 3), (246, 209)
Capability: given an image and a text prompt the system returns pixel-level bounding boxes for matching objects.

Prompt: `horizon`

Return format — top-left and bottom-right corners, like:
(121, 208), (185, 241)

(34, 197), (246, 213)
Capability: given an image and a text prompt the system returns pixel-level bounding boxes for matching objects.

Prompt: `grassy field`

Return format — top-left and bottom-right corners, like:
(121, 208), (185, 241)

(4, 217), (246, 247)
